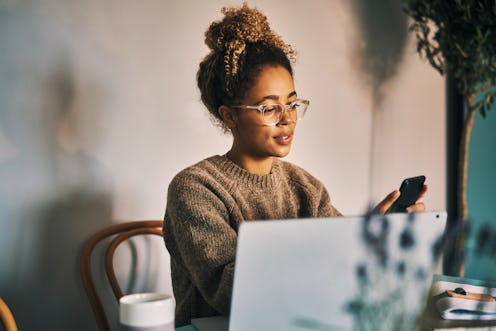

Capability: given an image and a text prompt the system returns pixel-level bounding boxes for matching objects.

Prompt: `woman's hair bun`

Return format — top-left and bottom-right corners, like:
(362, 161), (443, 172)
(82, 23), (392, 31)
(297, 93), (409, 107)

(204, 2), (295, 77)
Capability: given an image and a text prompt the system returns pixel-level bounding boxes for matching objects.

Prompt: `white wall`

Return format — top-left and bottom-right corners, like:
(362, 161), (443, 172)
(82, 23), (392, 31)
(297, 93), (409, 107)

(0, 0), (445, 330)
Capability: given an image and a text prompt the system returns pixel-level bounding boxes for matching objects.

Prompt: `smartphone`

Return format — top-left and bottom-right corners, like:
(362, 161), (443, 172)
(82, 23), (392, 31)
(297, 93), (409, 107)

(387, 175), (426, 213)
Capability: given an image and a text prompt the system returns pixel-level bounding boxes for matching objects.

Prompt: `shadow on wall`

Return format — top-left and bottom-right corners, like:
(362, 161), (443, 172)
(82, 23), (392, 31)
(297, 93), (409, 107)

(348, 0), (410, 202)
(350, 0), (409, 104)
(0, 5), (113, 331)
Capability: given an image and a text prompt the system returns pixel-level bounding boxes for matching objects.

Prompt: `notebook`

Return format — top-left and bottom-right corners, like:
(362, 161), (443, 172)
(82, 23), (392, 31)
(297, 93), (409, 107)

(431, 275), (496, 321)
(193, 211), (447, 331)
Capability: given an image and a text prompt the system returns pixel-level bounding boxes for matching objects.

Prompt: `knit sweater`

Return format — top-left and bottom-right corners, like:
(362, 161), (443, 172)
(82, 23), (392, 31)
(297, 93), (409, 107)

(163, 155), (341, 326)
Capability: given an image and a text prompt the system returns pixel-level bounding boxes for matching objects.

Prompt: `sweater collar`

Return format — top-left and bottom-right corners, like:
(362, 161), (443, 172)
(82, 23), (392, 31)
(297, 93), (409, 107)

(211, 154), (281, 189)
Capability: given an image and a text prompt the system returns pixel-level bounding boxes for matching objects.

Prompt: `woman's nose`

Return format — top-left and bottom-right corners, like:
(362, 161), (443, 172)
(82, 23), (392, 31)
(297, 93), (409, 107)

(277, 107), (296, 126)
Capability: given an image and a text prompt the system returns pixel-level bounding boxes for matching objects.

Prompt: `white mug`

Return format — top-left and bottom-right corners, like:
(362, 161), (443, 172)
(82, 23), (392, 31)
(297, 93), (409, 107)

(119, 293), (174, 331)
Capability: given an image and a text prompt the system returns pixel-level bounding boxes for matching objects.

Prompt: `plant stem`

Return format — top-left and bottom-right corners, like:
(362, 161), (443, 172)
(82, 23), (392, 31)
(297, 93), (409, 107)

(456, 93), (476, 276)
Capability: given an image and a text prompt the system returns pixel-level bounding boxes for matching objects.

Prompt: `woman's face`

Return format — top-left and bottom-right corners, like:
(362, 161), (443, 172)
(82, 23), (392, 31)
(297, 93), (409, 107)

(230, 65), (298, 161)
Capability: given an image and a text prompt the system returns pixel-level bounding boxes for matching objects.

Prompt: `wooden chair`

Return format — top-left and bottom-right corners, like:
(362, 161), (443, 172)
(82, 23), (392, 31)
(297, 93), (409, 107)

(0, 298), (18, 331)
(80, 220), (164, 331)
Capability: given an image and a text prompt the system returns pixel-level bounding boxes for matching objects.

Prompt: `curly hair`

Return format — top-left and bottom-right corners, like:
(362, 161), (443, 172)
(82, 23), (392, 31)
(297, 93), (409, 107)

(197, 2), (297, 132)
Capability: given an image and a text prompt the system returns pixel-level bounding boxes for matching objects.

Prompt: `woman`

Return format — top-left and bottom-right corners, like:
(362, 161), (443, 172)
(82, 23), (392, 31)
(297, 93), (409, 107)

(163, 3), (426, 327)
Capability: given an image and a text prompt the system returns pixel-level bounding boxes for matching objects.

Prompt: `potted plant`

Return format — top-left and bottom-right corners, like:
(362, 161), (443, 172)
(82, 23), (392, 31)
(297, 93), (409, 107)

(403, 0), (496, 276)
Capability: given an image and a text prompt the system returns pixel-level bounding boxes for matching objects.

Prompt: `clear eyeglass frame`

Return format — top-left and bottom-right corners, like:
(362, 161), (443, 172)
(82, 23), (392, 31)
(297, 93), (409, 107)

(231, 99), (310, 126)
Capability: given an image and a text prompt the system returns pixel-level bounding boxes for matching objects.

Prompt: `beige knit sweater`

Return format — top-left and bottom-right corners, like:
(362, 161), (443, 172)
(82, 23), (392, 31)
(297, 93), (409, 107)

(163, 155), (341, 326)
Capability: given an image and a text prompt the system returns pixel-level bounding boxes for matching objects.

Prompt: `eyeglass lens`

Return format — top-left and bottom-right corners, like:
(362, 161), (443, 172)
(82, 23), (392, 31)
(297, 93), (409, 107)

(263, 102), (306, 125)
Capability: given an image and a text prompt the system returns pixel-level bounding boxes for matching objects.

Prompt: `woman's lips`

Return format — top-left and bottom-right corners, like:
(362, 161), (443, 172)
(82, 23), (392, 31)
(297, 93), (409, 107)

(274, 134), (292, 145)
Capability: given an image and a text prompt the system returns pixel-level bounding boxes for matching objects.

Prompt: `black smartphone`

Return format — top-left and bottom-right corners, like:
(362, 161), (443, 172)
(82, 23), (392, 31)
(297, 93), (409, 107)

(387, 175), (426, 213)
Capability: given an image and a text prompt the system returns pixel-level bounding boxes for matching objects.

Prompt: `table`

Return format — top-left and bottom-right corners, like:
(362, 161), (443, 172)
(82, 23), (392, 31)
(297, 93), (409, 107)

(179, 319), (496, 331)
(177, 316), (496, 331)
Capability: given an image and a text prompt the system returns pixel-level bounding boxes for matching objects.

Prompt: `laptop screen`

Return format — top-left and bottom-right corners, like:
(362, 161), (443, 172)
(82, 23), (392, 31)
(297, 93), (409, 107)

(229, 211), (447, 331)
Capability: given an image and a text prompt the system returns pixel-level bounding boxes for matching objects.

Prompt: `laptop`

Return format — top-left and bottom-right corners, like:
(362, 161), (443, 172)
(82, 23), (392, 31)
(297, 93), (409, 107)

(193, 211), (447, 331)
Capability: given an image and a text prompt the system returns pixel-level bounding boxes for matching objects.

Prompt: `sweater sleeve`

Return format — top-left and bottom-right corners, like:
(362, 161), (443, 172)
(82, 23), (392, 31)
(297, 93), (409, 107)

(318, 185), (342, 217)
(164, 171), (237, 314)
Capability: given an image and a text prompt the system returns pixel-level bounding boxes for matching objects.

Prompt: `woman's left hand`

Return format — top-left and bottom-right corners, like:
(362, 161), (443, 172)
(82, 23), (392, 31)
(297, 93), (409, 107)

(373, 184), (428, 215)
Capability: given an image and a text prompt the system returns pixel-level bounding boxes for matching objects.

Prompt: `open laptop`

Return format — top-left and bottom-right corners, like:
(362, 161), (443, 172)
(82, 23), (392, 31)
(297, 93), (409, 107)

(193, 211), (447, 331)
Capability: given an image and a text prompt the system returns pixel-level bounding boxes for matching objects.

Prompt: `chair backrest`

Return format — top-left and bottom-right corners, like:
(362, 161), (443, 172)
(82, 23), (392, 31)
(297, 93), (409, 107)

(0, 298), (18, 331)
(80, 220), (164, 331)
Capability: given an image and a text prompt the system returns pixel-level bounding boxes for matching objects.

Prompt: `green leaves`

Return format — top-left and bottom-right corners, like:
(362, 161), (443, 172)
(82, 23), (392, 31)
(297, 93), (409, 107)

(403, 0), (496, 116)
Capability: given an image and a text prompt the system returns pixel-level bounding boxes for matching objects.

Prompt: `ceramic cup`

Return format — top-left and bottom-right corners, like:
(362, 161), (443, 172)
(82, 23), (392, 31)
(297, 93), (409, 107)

(119, 293), (174, 331)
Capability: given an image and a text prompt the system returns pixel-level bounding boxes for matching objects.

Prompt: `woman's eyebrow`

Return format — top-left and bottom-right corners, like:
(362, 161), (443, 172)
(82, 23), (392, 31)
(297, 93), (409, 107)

(254, 91), (297, 104)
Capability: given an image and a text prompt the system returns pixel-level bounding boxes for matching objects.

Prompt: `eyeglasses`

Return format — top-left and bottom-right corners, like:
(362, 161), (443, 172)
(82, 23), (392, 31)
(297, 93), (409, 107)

(231, 99), (309, 126)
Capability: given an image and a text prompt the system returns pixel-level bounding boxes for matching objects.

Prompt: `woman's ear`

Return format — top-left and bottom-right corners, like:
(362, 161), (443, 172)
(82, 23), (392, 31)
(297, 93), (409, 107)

(218, 105), (237, 129)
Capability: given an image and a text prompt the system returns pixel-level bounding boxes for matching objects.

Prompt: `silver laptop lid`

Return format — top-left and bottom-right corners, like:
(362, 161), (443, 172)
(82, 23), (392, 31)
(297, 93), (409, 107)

(229, 211), (447, 331)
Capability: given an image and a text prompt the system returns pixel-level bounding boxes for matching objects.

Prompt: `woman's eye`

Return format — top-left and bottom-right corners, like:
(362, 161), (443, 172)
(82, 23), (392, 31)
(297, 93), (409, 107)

(289, 101), (299, 109)
(263, 106), (277, 113)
